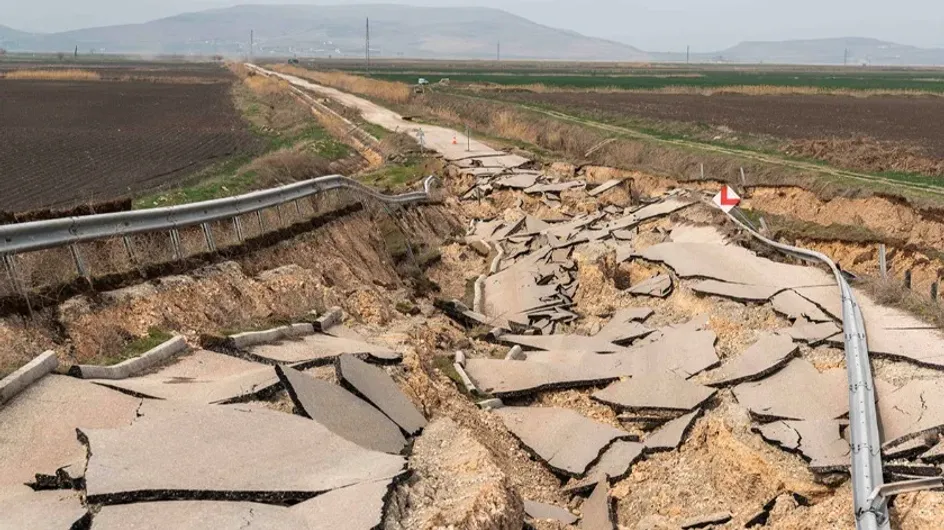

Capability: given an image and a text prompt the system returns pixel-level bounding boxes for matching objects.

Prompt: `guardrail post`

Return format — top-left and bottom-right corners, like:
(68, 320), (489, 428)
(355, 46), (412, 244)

(276, 204), (285, 227)
(233, 217), (244, 242)
(700, 163), (705, 179)
(256, 211), (265, 232)
(169, 229), (182, 261)
(201, 223), (217, 252)
(69, 244), (89, 279)
(294, 199), (302, 218)
(3, 253), (33, 317)
(122, 236), (137, 265)
(878, 244), (887, 280)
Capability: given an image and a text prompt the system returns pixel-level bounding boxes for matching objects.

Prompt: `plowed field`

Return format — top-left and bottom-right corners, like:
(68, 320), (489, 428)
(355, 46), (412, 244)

(507, 91), (944, 157)
(0, 69), (258, 212)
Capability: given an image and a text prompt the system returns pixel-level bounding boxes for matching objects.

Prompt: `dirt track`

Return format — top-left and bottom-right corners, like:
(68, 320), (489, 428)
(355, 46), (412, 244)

(0, 77), (259, 212)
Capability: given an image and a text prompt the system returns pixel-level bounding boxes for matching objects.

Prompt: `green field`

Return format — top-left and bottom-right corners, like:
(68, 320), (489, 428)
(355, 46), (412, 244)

(366, 70), (944, 91)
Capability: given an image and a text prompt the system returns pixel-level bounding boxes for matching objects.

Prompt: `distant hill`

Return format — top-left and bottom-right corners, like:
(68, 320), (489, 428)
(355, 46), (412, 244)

(0, 4), (650, 61)
(717, 37), (944, 65)
(0, 24), (33, 48)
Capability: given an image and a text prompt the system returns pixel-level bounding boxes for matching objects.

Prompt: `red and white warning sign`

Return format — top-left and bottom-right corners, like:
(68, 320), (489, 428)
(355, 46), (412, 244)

(712, 185), (741, 213)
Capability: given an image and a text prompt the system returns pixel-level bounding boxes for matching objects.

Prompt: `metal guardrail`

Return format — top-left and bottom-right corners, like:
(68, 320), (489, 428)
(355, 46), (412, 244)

(724, 209), (889, 530)
(0, 175), (437, 255)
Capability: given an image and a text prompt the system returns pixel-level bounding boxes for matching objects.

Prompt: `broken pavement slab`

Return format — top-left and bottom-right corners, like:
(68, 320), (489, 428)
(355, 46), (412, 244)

(584, 440), (645, 482)
(643, 410), (701, 452)
(290, 479), (392, 530)
(627, 274), (673, 298)
(496, 407), (630, 476)
(0, 374), (141, 495)
(670, 225), (727, 245)
(770, 290), (832, 323)
(336, 354), (427, 436)
(249, 333), (402, 366)
(593, 372), (716, 412)
(277, 366), (407, 454)
(692, 280), (782, 303)
(500, 333), (626, 353)
(0, 490), (88, 530)
(641, 242), (832, 289)
(587, 179), (622, 197)
(524, 500), (580, 525)
(90, 350), (280, 404)
(877, 379), (944, 449)
(91, 501), (304, 529)
(706, 333), (798, 387)
(782, 319), (841, 345)
(732, 359), (849, 421)
(464, 358), (617, 397)
(580, 478), (615, 530)
(81, 401), (406, 504)
(756, 420), (850, 472)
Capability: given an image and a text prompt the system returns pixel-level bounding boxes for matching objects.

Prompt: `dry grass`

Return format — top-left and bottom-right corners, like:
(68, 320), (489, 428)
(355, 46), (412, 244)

(860, 277), (944, 329)
(273, 65), (413, 104)
(3, 69), (102, 81)
(468, 83), (944, 98)
(247, 148), (334, 187)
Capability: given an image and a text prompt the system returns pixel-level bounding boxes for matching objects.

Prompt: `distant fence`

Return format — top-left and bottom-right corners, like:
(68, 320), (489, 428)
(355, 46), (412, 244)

(0, 175), (437, 305)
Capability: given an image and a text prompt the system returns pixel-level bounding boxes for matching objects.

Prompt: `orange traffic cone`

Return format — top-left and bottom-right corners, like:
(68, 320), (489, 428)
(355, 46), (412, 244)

(452, 135), (457, 145)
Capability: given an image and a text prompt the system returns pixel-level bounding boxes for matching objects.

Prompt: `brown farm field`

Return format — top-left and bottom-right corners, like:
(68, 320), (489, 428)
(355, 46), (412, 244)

(496, 90), (944, 176)
(0, 63), (259, 213)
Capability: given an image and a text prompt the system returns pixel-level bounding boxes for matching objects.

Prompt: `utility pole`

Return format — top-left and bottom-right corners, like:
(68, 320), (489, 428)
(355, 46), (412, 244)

(844, 47), (848, 66)
(686, 45), (690, 64)
(366, 17), (371, 75)
(497, 41), (501, 62)
(250, 30), (254, 62)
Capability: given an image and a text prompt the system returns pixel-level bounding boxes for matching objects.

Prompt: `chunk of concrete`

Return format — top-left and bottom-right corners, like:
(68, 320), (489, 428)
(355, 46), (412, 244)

(0, 375), (140, 495)
(291, 479), (392, 530)
(642, 242), (832, 288)
(770, 290), (832, 322)
(74, 336), (188, 380)
(782, 319), (841, 345)
(757, 420), (850, 472)
(681, 511), (733, 529)
(229, 324), (314, 350)
(920, 439), (944, 463)
(584, 440), (645, 482)
(524, 500), (579, 525)
(877, 379), (944, 449)
(81, 402), (406, 504)
(496, 407), (630, 476)
(580, 479), (614, 530)
(0, 350), (57, 404)
(628, 274), (673, 298)
(501, 333), (626, 353)
(92, 501), (304, 529)
(277, 366), (406, 454)
(588, 179), (622, 197)
(829, 326), (944, 370)
(337, 354), (427, 435)
(494, 173), (539, 190)
(670, 225), (727, 245)
(621, 326), (720, 379)
(707, 333), (798, 387)
(732, 359), (849, 421)
(465, 358), (617, 397)
(250, 333), (401, 365)
(91, 350), (279, 404)
(644, 410), (700, 452)
(593, 372), (716, 412)
(692, 280), (781, 302)
(0, 491), (87, 529)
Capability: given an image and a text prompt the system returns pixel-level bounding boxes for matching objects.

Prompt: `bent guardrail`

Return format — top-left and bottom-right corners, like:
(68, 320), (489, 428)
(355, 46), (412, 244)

(0, 175), (437, 297)
(723, 209), (889, 530)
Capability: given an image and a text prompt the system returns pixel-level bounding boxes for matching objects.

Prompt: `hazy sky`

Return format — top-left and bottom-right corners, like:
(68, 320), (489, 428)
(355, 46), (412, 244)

(3, 0), (942, 51)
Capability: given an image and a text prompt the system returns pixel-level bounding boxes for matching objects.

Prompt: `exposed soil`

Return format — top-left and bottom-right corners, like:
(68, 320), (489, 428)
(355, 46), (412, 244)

(0, 76), (259, 212)
(784, 138), (944, 178)
(505, 91), (944, 159)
